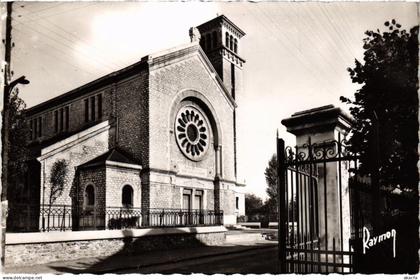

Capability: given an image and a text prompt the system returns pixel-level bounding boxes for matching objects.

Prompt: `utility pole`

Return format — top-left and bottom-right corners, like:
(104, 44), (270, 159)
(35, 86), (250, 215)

(1, 1), (13, 272)
(1, 3), (29, 271)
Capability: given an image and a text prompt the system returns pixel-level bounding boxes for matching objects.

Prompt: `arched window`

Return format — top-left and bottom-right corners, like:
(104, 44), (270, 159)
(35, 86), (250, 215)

(229, 35), (234, 51)
(234, 38), (238, 53)
(122, 185), (133, 207)
(206, 33), (211, 50)
(225, 32), (229, 47)
(84, 185), (95, 206)
(212, 31), (217, 48)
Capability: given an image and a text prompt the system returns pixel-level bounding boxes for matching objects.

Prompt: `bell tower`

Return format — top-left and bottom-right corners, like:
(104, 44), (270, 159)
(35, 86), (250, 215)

(192, 15), (245, 180)
(194, 15), (245, 100)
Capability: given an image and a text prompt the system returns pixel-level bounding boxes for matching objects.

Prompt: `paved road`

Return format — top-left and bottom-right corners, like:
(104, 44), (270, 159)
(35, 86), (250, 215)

(121, 246), (279, 274)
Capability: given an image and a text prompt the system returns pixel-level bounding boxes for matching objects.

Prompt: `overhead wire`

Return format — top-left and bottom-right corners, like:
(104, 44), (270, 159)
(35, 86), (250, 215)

(13, 25), (98, 77)
(318, 4), (358, 62)
(295, 3), (361, 97)
(251, 3), (337, 97)
(15, 2), (65, 18)
(12, 17), (122, 72)
(288, 3), (349, 79)
(12, 2), (363, 103)
(13, 3), (97, 26)
(289, 3), (347, 97)
(336, 3), (364, 52)
(14, 3), (136, 71)
(32, 17), (128, 68)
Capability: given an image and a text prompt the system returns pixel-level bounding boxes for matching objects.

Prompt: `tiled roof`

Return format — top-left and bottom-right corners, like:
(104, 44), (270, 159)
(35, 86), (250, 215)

(78, 148), (137, 170)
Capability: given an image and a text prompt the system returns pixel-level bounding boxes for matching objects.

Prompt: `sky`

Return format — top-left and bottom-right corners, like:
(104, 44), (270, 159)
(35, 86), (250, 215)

(5, 1), (419, 200)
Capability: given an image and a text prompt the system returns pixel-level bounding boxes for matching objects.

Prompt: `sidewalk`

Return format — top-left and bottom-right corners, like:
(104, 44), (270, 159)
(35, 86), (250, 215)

(5, 239), (277, 274)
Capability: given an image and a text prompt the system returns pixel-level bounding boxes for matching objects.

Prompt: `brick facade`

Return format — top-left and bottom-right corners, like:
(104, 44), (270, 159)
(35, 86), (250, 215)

(27, 86), (114, 146)
(22, 15), (246, 226)
(78, 167), (106, 212)
(38, 122), (111, 207)
(105, 166), (141, 208)
(114, 71), (149, 165)
(146, 46), (241, 219)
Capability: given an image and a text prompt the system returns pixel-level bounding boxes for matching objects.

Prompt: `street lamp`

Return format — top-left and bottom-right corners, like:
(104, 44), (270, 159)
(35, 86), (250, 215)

(1, 75), (30, 268)
(7, 76), (30, 90)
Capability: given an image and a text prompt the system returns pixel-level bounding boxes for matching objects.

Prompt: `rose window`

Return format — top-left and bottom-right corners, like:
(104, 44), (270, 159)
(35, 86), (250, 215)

(175, 106), (209, 161)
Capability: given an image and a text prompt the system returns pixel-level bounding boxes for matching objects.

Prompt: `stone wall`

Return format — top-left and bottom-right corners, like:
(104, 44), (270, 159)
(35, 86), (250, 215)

(5, 227), (226, 267)
(38, 122), (111, 206)
(147, 46), (237, 220)
(149, 183), (181, 209)
(149, 52), (236, 182)
(78, 167), (106, 212)
(106, 166), (141, 208)
(148, 183), (216, 211)
(147, 171), (218, 211)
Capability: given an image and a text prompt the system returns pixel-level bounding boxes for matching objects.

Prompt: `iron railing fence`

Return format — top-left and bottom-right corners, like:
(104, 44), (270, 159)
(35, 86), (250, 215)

(7, 204), (224, 232)
(278, 136), (361, 274)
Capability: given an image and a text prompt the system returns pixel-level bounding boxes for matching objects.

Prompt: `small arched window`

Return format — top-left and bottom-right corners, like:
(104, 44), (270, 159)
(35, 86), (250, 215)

(212, 31), (217, 48)
(229, 35), (234, 51)
(85, 185), (95, 206)
(234, 38), (238, 53)
(122, 185), (133, 207)
(225, 32), (229, 47)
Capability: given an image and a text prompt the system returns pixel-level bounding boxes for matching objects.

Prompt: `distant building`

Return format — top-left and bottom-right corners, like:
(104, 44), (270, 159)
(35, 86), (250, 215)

(10, 15), (247, 231)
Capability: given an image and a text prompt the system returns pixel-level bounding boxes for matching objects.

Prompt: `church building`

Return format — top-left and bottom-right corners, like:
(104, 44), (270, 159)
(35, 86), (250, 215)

(16, 15), (246, 230)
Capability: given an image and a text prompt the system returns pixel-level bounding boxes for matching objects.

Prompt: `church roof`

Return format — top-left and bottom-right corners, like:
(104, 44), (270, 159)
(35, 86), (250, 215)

(145, 42), (237, 109)
(26, 39), (237, 116)
(197, 15), (246, 37)
(78, 148), (138, 170)
(26, 58), (148, 116)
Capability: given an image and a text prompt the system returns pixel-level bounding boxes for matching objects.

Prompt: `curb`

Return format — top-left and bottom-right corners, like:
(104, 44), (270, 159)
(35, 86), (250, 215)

(87, 244), (277, 274)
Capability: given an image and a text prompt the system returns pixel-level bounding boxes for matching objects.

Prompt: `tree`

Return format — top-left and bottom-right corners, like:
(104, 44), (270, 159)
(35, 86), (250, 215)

(264, 154), (297, 222)
(264, 154), (278, 220)
(47, 159), (68, 230)
(264, 154), (277, 202)
(341, 20), (418, 199)
(7, 88), (30, 202)
(49, 159), (68, 205)
(341, 20), (418, 273)
(245, 193), (263, 216)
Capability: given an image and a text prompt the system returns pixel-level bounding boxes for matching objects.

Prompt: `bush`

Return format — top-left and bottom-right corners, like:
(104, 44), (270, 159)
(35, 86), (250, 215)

(237, 215), (247, 223)
(261, 216), (269, 228)
(108, 216), (139, 229)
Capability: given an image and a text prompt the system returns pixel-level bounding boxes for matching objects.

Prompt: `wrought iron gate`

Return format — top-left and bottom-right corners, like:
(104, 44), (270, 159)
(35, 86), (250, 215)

(277, 136), (362, 274)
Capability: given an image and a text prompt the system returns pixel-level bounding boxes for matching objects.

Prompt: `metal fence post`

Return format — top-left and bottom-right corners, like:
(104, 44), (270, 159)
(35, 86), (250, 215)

(61, 205), (66, 231)
(41, 205), (45, 232)
(277, 136), (287, 273)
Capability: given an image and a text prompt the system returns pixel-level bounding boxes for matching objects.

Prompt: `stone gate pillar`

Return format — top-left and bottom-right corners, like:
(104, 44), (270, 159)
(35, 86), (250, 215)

(281, 105), (354, 258)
